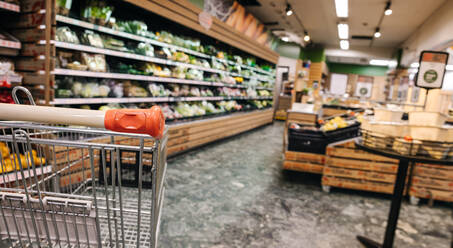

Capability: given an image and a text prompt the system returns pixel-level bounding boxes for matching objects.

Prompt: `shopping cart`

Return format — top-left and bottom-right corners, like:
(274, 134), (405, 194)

(0, 87), (168, 247)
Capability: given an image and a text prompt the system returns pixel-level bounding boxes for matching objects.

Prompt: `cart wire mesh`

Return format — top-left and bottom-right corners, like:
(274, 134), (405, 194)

(0, 121), (168, 248)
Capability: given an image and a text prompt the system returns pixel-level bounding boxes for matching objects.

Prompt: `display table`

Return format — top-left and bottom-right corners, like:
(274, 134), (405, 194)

(355, 140), (453, 248)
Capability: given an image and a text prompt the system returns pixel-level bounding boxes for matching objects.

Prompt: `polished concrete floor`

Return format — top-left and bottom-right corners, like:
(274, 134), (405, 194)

(159, 121), (453, 248)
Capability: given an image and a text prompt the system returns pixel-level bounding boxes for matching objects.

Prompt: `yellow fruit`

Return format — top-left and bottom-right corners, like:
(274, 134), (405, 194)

(0, 143), (9, 158)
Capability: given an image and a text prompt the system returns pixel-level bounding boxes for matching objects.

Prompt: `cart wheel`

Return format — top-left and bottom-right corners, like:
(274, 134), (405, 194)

(409, 196), (420, 206)
(322, 185), (331, 193)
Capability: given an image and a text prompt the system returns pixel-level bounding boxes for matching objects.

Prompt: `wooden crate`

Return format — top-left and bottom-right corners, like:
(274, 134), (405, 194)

(322, 139), (402, 194)
(287, 111), (317, 125)
(283, 151), (325, 174)
(409, 163), (453, 203)
(322, 176), (394, 194)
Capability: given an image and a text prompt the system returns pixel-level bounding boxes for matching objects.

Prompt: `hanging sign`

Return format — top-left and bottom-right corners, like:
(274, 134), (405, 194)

(415, 51), (449, 89)
(198, 11), (213, 30)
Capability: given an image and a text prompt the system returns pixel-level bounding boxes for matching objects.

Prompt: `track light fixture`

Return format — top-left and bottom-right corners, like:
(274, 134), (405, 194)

(303, 31), (310, 42)
(286, 3), (293, 16)
(384, 1), (392, 15)
(374, 28), (381, 38)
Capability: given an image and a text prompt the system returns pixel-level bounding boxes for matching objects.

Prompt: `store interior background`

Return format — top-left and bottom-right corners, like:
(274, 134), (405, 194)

(0, 0), (452, 247)
(244, 0), (453, 103)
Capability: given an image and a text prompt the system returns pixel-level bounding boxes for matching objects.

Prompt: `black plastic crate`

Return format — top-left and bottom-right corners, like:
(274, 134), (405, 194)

(287, 122), (361, 154)
(324, 122), (361, 143)
(288, 128), (328, 154)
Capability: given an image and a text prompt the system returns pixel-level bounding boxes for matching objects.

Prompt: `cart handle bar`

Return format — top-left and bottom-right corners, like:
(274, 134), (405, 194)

(0, 103), (165, 139)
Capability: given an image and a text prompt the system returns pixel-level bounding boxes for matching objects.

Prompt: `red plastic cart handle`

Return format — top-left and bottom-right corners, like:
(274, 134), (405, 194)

(0, 103), (165, 138)
(104, 106), (165, 138)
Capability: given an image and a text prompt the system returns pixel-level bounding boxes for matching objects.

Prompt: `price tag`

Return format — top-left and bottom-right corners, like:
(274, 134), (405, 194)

(415, 51), (449, 89)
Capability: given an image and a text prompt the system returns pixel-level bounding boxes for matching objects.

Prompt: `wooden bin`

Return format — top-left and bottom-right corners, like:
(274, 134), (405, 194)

(410, 163), (453, 203)
(322, 139), (402, 194)
(283, 151), (325, 174)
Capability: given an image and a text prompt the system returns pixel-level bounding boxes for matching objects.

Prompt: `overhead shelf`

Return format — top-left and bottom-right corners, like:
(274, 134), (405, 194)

(51, 96), (273, 105)
(55, 15), (275, 77)
(52, 68), (273, 90)
(0, 1), (19, 13)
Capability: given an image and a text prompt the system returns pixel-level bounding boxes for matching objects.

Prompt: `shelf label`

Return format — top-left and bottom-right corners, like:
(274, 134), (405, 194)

(199, 11), (213, 30)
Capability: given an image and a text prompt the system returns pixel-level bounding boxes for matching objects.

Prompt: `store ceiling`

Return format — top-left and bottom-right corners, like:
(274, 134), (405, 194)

(246, 0), (446, 49)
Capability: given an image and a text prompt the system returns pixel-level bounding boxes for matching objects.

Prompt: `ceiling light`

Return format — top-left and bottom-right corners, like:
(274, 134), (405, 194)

(384, 1), (392, 15)
(286, 4), (293, 16)
(303, 31), (310, 42)
(446, 65), (453, 71)
(335, 0), (348, 18)
(281, 36), (289, 42)
(388, 60), (398, 68)
(374, 28), (381, 38)
(337, 23), (349, 39)
(370, 59), (393, 66)
(340, 40), (349, 50)
(410, 62), (419, 68)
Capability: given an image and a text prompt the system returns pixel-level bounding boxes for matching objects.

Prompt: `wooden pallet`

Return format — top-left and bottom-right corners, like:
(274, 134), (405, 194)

(322, 140), (401, 194)
(167, 109), (273, 155)
(409, 163), (453, 203)
(283, 151), (325, 174)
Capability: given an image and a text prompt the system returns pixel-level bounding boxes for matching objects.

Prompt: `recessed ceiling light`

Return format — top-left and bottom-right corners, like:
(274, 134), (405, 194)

(337, 23), (349, 39)
(369, 59), (396, 66)
(340, 40), (349, 50)
(335, 0), (348, 18)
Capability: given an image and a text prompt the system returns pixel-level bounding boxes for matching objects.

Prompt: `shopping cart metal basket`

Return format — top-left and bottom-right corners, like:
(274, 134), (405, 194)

(0, 87), (168, 247)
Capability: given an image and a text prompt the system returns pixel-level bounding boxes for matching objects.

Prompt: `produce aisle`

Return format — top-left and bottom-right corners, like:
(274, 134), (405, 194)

(160, 122), (452, 248)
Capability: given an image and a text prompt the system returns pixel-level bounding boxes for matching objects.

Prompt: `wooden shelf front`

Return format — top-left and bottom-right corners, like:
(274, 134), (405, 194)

(125, 0), (279, 64)
(167, 109), (273, 155)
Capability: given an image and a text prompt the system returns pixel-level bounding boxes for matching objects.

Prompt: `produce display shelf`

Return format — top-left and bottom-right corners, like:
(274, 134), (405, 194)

(0, 38), (20, 50)
(0, 165), (52, 184)
(0, 1), (19, 13)
(215, 57), (274, 77)
(55, 15), (275, 77)
(54, 41), (272, 82)
(52, 68), (273, 90)
(51, 96), (273, 105)
(55, 15), (210, 59)
(54, 41), (225, 74)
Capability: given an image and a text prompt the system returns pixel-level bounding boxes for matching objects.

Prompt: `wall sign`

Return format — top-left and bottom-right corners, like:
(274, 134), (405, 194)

(355, 82), (372, 98)
(415, 51), (449, 89)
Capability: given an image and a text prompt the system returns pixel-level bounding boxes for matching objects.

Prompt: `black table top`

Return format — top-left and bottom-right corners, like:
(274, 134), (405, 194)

(355, 139), (453, 166)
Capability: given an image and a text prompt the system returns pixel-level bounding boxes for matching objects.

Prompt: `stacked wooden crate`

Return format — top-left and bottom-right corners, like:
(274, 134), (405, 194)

(322, 139), (400, 194)
(410, 163), (453, 203)
(283, 151), (325, 174)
